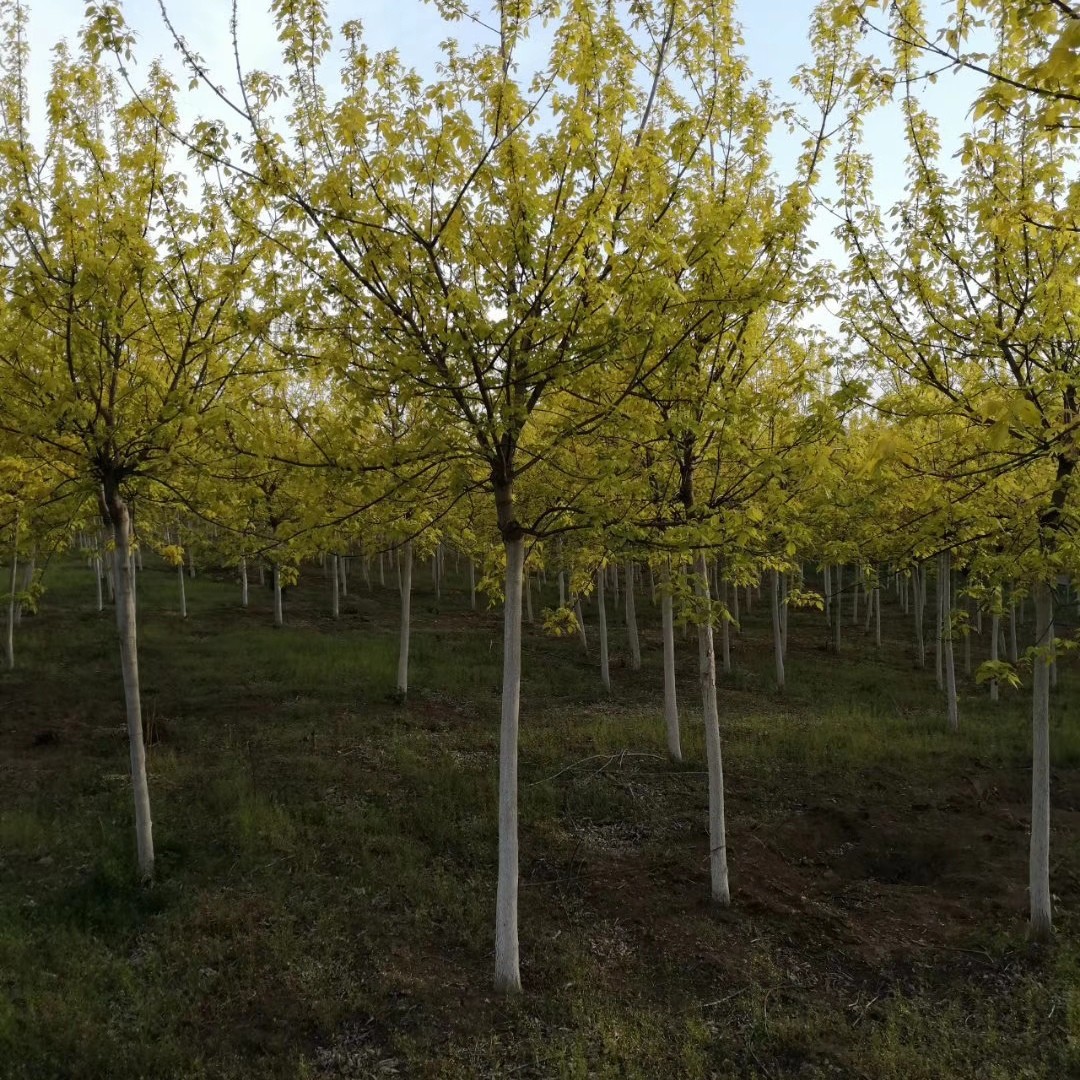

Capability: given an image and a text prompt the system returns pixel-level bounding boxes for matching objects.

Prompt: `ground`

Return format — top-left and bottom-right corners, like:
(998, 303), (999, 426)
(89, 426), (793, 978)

(0, 554), (1077, 1078)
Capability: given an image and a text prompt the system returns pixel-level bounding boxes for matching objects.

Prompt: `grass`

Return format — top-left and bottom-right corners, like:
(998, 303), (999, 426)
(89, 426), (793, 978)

(0, 554), (1077, 1078)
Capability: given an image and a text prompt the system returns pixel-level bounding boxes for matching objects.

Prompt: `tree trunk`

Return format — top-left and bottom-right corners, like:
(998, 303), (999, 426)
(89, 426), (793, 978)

(331, 554), (340, 618)
(732, 576), (740, 633)
(557, 568), (565, 608)
(780, 573), (789, 657)
(935, 557), (944, 690)
(597, 566), (610, 692)
(95, 555), (104, 613)
(470, 559), (477, 610)
(397, 539), (413, 697)
(770, 568), (785, 691)
(694, 553), (730, 904)
(942, 551), (958, 732)
(524, 571), (534, 624)
(720, 579), (732, 676)
(273, 564), (284, 627)
(1008, 586), (1019, 664)
(340, 553), (348, 598)
(625, 561), (641, 671)
(913, 563), (925, 668)
(107, 494), (154, 881)
(823, 563), (832, 625)
(1029, 579), (1053, 942)
(494, 532), (525, 993)
(240, 557), (249, 608)
(833, 564), (842, 653)
(990, 589), (1000, 703)
(574, 597), (588, 653)
(661, 562), (681, 761)
(5, 516), (17, 670)
(852, 569), (859, 625)
(177, 561), (187, 619)
(874, 584), (882, 648)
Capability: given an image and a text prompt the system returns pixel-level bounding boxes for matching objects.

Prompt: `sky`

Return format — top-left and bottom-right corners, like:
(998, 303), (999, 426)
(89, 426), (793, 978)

(20, 0), (984, 334)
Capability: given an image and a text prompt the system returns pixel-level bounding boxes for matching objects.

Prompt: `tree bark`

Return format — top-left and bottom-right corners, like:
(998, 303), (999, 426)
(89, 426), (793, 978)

(720, 579), (732, 676)
(833, 564), (842, 653)
(240, 556), (249, 608)
(1029, 579), (1053, 941)
(397, 540), (413, 697)
(770, 568), (785, 691)
(95, 554), (104, 613)
(331, 554), (340, 619)
(913, 562), (925, 668)
(661, 562), (681, 761)
(273, 563), (284, 627)
(694, 553), (729, 904)
(625, 561), (641, 671)
(107, 493), (154, 881)
(942, 551), (958, 732)
(470, 559), (477, 610)
(177, 561), (187, 619)
(5, 516), (17, 670)
(494, 532), (524, 992)
(990, 588), (1000, 703)
(597, 565), (610, 691)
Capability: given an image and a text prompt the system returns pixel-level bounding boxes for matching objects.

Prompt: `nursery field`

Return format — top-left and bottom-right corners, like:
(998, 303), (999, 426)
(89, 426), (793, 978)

(0, 557), (1078, 1079)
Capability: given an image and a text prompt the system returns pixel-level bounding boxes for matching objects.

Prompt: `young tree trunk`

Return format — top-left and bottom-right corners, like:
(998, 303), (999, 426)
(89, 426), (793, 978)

(935, 557), (944, 690)
(397, 539), (413, 697)
(625, 561), (641, 671)
(823, 563), (832, 625)
(731, 577), (740, 633)
(852, 569), (859, 625)
(990, 590), (1000, 703)
(273, 564), (284, 627)
(963, 597), (972, 677)
(1008, 586), (1019, 664)
(340, 554), (348, 598)
(557, 568), (565, 608)
(177, 562), (187, 619)
(107, 493), (154, 881)
(720, 579), (732, 676)
(574, 597), (588, 653)
(942, 551), (958, 732)
(874, 584), (882, 648)
(694, 553), (730, 905)
(833, 564), (842, 653)
(597, 566), (610, 692)
(331, 554), (340, 619)
(612, 562), (619, 609)
(378, 551), (385, 589)
(494, 531), (525, 993)
(913, 563), (925, 668)
(745, 584), (752, 615)
(240, 557), (249, 608)
(780, 573), (789, 657)
(661, 562), (681, 761)
(5, 516), (17, 670)
(258, 562), (266, 588)
(95, 555), (104, 613)
(524, 571), (534, 624)
(470, 559), (477, 610)
(770, 568), (785, 691)
(1029, 579), (1053, 942)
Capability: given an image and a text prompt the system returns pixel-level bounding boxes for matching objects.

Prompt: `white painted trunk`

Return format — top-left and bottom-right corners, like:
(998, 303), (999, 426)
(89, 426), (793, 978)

(770, 569), (785, 691)
(935, 557), (944, 690)
(340, 554), (348, 598)
(833, 564), (842, 653)
(612, 562), (619, 609)
(273, 564), (284, 627)
(720, 580), (732, 676)
(110, 497), (154, 881)
(694, 553), (730, 905)
(574, 597), (588, 652)
(177, 562), (187, 619)
(624, 561), (641, 671)
(913, 563), (925, 668)
(494, 534), (524, 993)
(942, 551), (958, 732)
(331, 554), (340, 619)
(660, 563), (681, 761)
(1008, 589), (1019, 664)
(597, 567), (610, 691)
(95, 555), (104, 612)
(240, 557), (249, 608)
(5, 518), (16, 670)
(397, 540), (413, 696)
(1029, 579), (1053, 941)
(990, 599), (1000, 703)
(780, 573), (789, 657)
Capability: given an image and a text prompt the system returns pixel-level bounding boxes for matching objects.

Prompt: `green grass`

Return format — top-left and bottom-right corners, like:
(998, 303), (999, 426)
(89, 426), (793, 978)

(0, 555), (1077, 1078)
